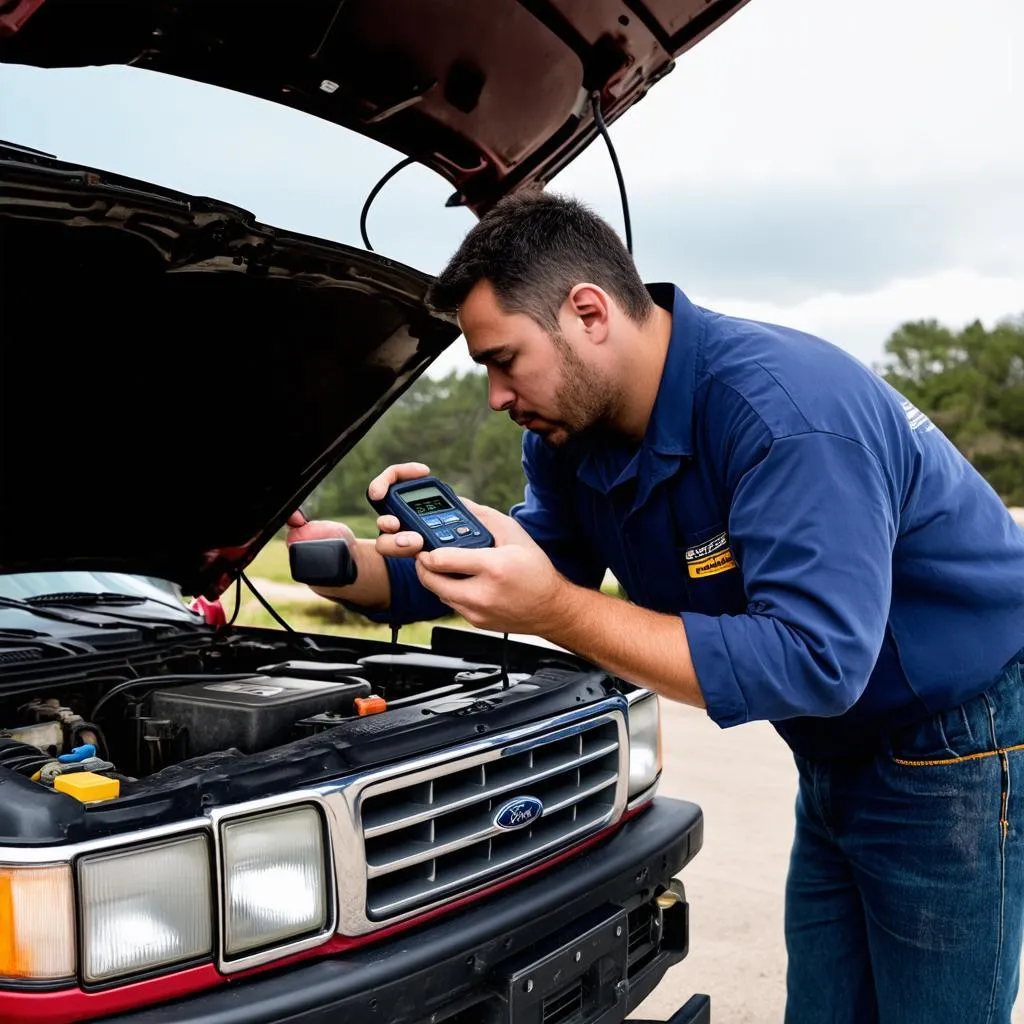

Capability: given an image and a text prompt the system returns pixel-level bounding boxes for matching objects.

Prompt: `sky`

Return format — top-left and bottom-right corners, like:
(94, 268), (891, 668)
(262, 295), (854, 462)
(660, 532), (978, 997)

(2, 0), (1021, 379)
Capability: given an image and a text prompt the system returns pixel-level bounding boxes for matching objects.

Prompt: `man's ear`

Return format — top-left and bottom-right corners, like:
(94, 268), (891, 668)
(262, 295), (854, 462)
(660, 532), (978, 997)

(566, 284), (611, 341)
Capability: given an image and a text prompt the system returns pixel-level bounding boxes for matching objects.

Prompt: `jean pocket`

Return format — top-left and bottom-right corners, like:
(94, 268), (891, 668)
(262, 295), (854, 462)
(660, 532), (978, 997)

(890, 653), (1024, 766)
(889, 692), (993, 767)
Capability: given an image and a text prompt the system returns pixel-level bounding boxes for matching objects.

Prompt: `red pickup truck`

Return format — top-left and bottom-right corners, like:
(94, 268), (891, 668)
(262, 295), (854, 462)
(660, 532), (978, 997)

(0, 2), (751, 1021)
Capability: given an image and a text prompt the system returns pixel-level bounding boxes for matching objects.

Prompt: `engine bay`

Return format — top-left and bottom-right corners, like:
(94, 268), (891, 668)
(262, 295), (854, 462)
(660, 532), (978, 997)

(0, 625), (613, 812)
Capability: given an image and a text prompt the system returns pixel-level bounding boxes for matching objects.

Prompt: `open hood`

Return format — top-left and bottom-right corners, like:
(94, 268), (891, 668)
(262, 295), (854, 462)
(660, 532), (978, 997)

(0, 0), (751, 213)
(0, 0), (752, 598)
(0, 144), (459, 597)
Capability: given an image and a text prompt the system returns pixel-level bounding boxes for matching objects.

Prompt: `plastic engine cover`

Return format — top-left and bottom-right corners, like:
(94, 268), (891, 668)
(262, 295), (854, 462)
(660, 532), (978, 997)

(149, 675), (371, 756)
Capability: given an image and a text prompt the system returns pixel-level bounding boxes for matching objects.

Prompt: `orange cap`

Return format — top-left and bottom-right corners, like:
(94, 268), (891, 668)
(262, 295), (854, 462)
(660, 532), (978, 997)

(354, 695), (387, 717)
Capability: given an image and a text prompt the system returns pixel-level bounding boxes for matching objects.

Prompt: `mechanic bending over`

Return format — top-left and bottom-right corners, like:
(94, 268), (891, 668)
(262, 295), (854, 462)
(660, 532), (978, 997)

(288, 192), (1024, 1024)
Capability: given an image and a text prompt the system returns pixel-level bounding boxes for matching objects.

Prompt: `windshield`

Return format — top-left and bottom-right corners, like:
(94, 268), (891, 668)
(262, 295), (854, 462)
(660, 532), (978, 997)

(0, 571), (194, 624)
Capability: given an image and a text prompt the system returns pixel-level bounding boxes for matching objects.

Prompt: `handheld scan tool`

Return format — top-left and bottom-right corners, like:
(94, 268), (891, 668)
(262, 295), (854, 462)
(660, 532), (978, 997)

(368, 476), (494, 551)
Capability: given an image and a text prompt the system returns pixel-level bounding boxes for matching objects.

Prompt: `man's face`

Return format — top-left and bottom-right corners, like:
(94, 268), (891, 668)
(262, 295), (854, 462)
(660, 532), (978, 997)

(459, 280), (616, 447)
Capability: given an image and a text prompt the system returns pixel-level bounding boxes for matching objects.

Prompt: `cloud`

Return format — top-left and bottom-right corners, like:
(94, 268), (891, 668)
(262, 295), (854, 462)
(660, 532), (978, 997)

(615, 171), (1024, 303)
(0, 63), (479, 265)
(575, 0), (1023, 191)
(697, 268), (1024, 368)
(1, 0), (1020, 375)
(428, 267), (1024, 380)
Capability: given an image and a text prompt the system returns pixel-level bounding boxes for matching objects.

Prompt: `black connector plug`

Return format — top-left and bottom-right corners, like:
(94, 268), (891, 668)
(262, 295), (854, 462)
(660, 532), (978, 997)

(289, 538), (359, 588)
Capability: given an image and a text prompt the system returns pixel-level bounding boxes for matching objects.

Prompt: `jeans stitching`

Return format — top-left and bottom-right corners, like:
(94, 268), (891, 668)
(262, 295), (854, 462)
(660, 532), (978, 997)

(891, 741), (1024, 767)
(985, 695), (1007, 1024)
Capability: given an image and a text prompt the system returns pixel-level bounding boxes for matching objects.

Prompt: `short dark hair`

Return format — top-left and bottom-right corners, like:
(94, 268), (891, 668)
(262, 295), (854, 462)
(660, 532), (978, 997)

(427, 191), (654, 333)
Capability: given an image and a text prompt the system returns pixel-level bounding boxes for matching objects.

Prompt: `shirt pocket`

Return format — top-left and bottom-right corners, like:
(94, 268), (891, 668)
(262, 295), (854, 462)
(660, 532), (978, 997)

(679, 524), (747, 616)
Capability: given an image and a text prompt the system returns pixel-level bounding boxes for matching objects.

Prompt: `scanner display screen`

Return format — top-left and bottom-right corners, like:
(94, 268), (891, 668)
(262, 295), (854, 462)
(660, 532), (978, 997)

(400, 485), (454, 517)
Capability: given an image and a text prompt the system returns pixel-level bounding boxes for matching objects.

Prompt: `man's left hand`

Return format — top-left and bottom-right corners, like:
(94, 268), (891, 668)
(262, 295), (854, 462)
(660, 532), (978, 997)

(415, 501), (566, 634)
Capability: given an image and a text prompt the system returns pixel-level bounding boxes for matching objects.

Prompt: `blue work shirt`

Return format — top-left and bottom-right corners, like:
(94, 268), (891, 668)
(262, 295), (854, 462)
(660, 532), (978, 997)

(375, 284), (1024, 759)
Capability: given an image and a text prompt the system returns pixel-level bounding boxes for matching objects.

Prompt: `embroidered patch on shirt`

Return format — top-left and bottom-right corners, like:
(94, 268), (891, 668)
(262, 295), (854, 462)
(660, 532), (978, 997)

(685, 532), (737, 578)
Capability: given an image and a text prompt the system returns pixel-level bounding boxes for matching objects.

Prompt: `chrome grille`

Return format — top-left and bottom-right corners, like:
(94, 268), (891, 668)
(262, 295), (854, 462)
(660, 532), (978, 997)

(350, 705), (628, 923)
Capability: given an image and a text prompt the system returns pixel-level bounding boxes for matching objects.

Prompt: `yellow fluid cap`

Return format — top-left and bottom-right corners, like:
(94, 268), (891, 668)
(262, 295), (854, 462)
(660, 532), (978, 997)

(53, 772), (120, 803)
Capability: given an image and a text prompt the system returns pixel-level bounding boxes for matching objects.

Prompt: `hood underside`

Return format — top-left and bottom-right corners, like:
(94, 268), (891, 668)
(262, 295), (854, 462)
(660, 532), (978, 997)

(0, 0), (751, 212)
(0, 147), (458, 597)
(0, 0), (751, 595)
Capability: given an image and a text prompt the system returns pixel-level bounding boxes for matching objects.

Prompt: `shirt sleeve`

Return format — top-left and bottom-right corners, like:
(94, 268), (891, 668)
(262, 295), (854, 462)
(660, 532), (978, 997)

(682, 431), (897, 727)
(339, 555), (451, 626)
(511, 433), (606, 590)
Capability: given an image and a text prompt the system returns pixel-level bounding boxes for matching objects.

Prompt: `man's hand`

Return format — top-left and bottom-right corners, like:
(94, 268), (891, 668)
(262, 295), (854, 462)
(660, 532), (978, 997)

(369, 462), (431, 559)
(412, 501), (568, 634)
(359, 469), (707, 709)
(284, 510), (390, 610)
(365, 462), (568, 632)
(404, 499), (706, 709)
(285, 510), (356, 548)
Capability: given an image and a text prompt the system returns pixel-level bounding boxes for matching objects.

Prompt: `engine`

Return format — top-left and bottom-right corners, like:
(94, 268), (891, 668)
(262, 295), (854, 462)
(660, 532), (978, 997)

(0, 638), (546, 796)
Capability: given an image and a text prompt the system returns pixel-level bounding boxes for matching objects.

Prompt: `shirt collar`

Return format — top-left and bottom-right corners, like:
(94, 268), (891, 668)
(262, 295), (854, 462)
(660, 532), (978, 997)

(576, 284), (704, 494)
(643, 283), (703, 457)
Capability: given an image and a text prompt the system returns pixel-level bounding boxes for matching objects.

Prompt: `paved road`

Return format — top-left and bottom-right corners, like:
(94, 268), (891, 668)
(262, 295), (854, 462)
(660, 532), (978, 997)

(632, 705), (792, 1021)
(632, 702), (1024, 1022)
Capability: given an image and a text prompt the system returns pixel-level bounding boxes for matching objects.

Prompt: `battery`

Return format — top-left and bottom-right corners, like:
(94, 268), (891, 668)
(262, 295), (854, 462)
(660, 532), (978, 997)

(149, 674), (371, 756)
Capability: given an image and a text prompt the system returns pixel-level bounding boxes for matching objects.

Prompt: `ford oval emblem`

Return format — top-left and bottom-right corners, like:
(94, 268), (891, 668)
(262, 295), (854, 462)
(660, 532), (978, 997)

(493, 795), (544, 831)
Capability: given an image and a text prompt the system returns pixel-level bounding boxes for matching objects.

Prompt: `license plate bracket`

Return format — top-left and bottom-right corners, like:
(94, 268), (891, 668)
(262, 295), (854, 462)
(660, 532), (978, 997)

(497, 906), (629, 1024)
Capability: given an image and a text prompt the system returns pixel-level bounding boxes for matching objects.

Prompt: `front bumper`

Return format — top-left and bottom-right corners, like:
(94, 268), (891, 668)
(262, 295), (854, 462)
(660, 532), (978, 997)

(96, 797), (703, 1024)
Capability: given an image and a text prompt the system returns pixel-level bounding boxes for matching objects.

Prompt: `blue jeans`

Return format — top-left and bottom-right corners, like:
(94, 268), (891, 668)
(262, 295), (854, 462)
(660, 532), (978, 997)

(785, 651), (1024, 1023)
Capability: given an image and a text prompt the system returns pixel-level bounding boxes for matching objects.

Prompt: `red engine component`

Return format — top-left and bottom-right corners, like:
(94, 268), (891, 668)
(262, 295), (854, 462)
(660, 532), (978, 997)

(189, 595), (226, 626)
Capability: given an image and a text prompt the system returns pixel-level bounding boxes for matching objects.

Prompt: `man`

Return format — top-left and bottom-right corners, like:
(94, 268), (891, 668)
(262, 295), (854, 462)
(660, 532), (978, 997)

(289, 191), (1024, 1022)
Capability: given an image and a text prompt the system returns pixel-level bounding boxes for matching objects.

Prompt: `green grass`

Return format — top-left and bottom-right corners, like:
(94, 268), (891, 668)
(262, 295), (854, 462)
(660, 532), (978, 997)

(246, 539), (294, 584)
(339, 514), (379, 538)
(230, 593), (467, 645)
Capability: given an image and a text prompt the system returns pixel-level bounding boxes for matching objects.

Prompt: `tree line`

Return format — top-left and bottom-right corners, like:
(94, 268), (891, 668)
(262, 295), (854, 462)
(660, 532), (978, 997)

(881, 314), (1024, 505)
(308, 312), (1024, 519)
(308, 371), (526, 518)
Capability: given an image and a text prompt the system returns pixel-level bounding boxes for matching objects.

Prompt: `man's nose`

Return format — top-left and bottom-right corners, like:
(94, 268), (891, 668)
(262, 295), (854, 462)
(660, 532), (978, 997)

(488, 373), (515, 412)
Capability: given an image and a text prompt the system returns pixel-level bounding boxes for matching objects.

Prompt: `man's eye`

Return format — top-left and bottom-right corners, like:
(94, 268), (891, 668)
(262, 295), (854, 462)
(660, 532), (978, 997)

(495, 356), (514, 370)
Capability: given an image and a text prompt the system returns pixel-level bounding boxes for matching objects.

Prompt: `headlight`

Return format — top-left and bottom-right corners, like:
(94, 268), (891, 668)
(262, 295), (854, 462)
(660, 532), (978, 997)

(0, 865), (75, 980)
(627, 691), (663, 800)
(221, 805), (328, 958)
(78, 834), (212, 984)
